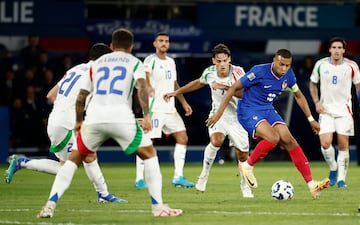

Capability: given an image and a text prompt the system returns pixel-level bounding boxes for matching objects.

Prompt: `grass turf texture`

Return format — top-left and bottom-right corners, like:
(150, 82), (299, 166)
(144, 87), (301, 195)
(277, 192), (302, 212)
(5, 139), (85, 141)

(0, 161), (359, 225)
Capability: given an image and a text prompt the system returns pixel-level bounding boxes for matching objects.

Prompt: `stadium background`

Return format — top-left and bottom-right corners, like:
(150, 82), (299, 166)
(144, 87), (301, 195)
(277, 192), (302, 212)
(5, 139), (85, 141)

(1, 0), (360, 164)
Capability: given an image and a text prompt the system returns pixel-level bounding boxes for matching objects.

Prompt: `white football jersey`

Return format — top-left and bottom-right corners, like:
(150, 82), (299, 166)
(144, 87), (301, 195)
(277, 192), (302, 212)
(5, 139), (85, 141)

(82, 51), (146, 124)
(199, 64), (245, 119)
(48, 62), (91, 129)
(144, 53), (177, 113)
(310, 57), (360, 116)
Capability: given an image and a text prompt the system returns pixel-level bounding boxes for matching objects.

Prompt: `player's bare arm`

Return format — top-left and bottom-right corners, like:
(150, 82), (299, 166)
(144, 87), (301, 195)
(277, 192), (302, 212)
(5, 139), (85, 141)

(145, 71), (154, 97)
(355, 83), (360, 98)
(75, 89), (90, 131)
(206, 81), (242, 127)
(164, 79), (204, 102)
(211, 82), (229, 91)
(309, 81), (325, 114)
(174, 81), (193, 116)
(136, 78), (151, 132)
(293, 89), (320, 134)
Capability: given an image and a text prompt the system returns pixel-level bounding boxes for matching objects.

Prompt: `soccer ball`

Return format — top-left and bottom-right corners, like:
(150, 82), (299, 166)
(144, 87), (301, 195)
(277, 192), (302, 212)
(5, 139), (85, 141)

(271, 180), (294, 200)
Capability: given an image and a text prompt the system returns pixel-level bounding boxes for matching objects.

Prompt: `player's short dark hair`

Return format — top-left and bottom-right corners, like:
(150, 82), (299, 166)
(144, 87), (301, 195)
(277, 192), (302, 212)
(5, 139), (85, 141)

(329, 36), (346, 49)
(275, 49), (292, 59)
(212, 43), (231, 58)
(112, 28), (134, 50)
(89, 43), (112, 60)
(154, 31), (169, 40)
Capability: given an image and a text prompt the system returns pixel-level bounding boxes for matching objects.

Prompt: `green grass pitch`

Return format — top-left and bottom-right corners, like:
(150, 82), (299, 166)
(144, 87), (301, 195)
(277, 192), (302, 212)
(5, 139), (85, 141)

(0, 161), (359, 225)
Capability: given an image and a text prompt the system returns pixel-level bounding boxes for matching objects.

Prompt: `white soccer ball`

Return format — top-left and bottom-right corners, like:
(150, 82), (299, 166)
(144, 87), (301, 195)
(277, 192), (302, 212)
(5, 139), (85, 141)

(271, 180), (294, 200)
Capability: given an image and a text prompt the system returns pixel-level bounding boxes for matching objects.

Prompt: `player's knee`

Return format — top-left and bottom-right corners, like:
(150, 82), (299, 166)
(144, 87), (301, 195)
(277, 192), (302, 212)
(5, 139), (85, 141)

(173, 131), (188, 144)
(137, 145), (157, 159)
(268, 134), (280, 144)
(210, 139), (223, 147)
(83, 152), (97, 163)
(321, 142), (332, 149)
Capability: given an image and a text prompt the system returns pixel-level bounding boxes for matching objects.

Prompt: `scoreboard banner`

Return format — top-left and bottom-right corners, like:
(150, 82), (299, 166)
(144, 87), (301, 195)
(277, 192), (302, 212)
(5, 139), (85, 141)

(0, 0), (86, 36)
(197, 3), (358, 40)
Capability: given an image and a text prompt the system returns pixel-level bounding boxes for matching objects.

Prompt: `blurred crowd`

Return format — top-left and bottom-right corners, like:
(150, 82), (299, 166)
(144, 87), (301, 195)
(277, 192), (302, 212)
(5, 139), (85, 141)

(0, 36), (86, 150)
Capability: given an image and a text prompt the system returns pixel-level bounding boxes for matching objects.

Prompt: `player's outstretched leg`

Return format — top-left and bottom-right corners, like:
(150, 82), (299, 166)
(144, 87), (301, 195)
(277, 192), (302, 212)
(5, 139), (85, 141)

(5, 155), (30, 184)
(152, 204), (183, 217)
(37, 201), (56, 218)
(309, 178), (330, 198)
(195, 175), (208, 192)
(97, 193), (128, 203)
(239, 161), (258, 189)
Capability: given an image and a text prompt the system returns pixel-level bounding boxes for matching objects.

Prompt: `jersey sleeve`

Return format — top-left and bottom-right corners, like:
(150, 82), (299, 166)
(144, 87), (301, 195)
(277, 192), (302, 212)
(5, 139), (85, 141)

(78, 62), (93, 93)
(231, 65), (246, 80)
(310, 60), (322, 83)
(349, 59), (360, 85)
(199, 66), (213, 85)
(143, 54), (154, 74)
(133, 59), (146, 81)
(240, 66), (259, 88)
(287, 68), (297, 90)
(79, 66), (93, 93)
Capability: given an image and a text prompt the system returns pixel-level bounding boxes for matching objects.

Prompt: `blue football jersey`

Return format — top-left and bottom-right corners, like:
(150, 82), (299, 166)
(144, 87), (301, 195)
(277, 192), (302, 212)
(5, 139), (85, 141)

(239, 63), (297, 110)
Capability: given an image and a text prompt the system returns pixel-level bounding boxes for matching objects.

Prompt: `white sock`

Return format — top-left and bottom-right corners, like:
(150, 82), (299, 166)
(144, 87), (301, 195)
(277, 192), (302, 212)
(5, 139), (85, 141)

(242, 161), (253, 170)
(173, 143), (186, 178)
(307, 180), (316, 190)
(83, 159), (108, 196)
(238, 161), (245, 186)
(143, 156), (162, 205)
(337, 150), (349, 182)
(321, 146), (337, 171)
(48, 160), (78, 203)
(22, 159), (61, 174)
(199, 143), (219, 177)
(135, 155), (145, 181)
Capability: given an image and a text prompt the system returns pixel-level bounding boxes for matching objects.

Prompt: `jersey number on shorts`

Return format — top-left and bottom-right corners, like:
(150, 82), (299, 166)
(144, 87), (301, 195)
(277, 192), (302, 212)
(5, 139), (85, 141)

(96, 66), (126, 95)
(152, 118), (159, 128)
(67, 143), (73, 153)
(59, 72), (81, 96)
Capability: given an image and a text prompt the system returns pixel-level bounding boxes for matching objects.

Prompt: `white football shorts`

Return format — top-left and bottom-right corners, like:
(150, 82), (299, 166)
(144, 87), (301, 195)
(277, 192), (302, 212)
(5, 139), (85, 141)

(79, 122), (152, 154)
(318, 113), (354, 136)
(148, 112), (186, 139)
(208, 115), (249, 152)
(47, 124), (75, 162)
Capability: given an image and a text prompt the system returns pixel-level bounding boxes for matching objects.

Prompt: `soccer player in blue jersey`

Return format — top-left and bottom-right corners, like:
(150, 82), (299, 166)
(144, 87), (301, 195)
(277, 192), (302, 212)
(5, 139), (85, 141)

(207, 49), (330, 198)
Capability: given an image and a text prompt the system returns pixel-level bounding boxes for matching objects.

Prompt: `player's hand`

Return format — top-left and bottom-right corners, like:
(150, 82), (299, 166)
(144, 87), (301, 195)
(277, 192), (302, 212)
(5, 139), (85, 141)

(74, 121), (82, 133)
(309, 120), (320, 135)
(163, 92), (176, 102)
(206, 113), (220, 127)
(212, 82), (229, 91)
(147, 86), (155, 97)
(315, 102), (325, 114)
(182, 102), (193, 116)
(141, 115), (152, 133)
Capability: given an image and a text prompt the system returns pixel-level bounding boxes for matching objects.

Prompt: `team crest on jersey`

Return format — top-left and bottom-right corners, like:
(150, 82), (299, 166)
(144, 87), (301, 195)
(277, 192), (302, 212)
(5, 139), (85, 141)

(281, 80), (288, 90)
(247, 72), (256, 81)
(252, 115), (258, 120)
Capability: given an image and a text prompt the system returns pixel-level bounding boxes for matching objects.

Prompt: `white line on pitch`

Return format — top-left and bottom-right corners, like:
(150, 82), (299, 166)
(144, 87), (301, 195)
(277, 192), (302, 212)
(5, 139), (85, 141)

(1, 208), (359, 217)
